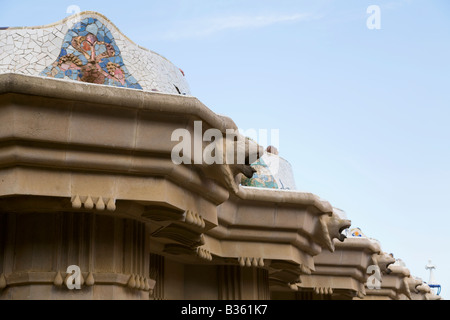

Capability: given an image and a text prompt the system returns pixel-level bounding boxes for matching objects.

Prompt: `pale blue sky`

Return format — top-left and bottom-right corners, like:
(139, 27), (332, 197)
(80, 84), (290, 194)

(1, 0), (449, 298)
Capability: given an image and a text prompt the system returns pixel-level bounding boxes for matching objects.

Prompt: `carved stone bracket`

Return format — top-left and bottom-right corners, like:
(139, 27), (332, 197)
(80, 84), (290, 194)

(289, 281), (301, 291)
(196, 247), (213, 261)
(71, 195), (116, 211)
(238, 257), (265, 268)
(314, 287), (334, 295)
(185, 210), (206, 229)
(126, 274), (156, 292)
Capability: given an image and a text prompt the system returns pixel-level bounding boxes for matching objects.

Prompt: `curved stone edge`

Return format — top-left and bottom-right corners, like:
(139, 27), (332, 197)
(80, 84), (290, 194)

(334, 237), (381, 253)
(0, 73), (232, 131)
(388, 264), (411, 277)
(237, 185), (333, 214)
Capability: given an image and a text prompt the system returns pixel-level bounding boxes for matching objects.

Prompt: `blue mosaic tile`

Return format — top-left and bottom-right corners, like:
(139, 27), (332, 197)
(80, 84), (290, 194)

(86, 24), (98, 35)
(40, 18), (142, 90)
(241, 158), (279, 189)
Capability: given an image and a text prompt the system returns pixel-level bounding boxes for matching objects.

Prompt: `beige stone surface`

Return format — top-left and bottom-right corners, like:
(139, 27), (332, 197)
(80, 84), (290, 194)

(0, 72), (437, 300)
(362, 263), (412, 300)
(296, 238), (382, 299)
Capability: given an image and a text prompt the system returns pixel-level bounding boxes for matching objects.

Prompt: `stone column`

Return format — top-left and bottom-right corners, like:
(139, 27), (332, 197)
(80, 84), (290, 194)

(0, 198), (152, 300)
(218, 265), (270, 300)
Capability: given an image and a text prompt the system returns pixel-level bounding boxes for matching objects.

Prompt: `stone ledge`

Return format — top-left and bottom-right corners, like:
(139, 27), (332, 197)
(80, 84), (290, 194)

(0, 73), (235, 132)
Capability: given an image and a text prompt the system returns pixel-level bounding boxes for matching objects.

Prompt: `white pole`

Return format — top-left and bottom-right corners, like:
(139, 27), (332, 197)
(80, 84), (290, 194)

(425, 260), (438, 294)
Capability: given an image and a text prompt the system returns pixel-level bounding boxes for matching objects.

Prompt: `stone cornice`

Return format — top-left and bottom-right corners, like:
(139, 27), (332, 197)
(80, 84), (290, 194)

(297, 237), (381, 298)
(0, 73), (234, 131)
(333, 237), (381, 253)
(236, 186), (333, 213)
(0, 73), (358, 298)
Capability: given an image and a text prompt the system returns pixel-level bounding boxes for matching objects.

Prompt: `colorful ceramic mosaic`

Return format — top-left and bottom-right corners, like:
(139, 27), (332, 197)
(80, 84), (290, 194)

(241, 158), (279, 189)
(40, 18), (141, 89)
(261, 153), (296, 190)
(0, 11), (190, 95)
(348, 227), (366, 238)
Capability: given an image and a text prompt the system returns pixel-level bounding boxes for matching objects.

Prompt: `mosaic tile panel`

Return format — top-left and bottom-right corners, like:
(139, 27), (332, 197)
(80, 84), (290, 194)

(347, 227), (367, 238)
(261, 153), (297, 190)
(0, 11), (190, 95)
(241, 158), (279, 189)
(40, 18), (141, 89)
